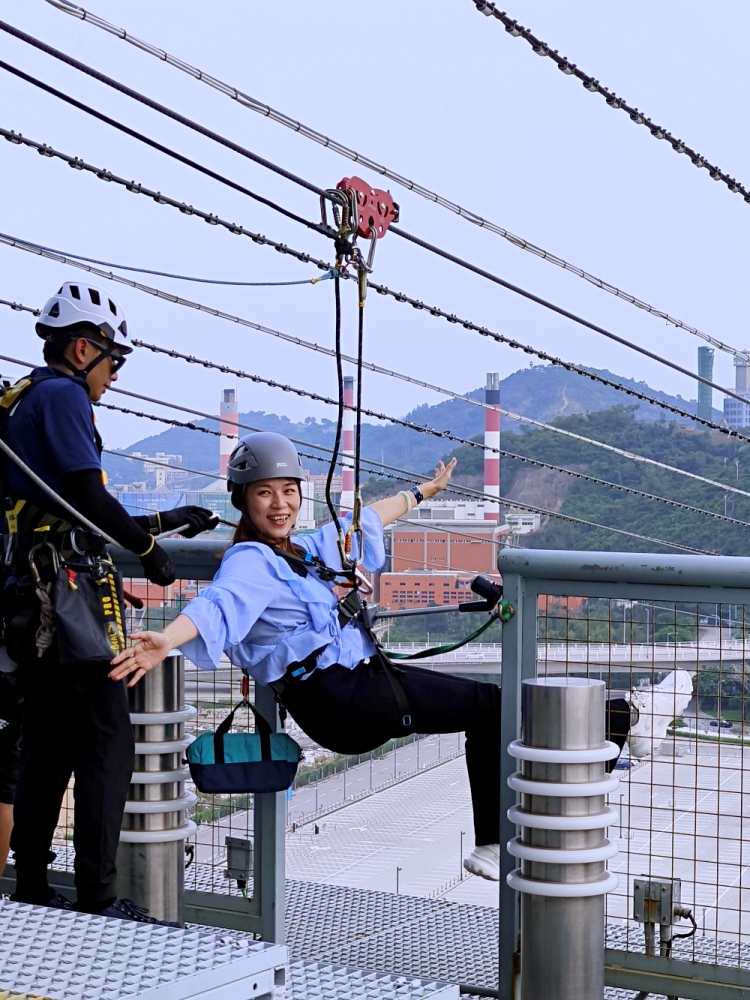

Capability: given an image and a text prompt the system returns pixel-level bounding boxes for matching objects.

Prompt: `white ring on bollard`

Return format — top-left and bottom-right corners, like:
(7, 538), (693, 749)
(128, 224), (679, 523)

(508, 805), (619, 831)
(507, 868), (619, 897)
(129, 705), (197, 725)
(129, 766), (190, 784)
(507, 837), (619, 865)
(507, 740), (620, 763)
(123, 792), (197, 814)
(134, 734), (195, 755)
(119, 820), (196, 844)
(508, 772), (620, 797)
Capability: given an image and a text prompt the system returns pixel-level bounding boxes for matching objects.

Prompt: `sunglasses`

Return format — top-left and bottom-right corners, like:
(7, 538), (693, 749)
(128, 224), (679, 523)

(84, 339), (128, 373)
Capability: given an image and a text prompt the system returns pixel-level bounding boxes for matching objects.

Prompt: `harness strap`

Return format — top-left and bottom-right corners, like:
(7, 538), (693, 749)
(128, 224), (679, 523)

(374, 650), (413, 728)
(382, 610), (502, 661)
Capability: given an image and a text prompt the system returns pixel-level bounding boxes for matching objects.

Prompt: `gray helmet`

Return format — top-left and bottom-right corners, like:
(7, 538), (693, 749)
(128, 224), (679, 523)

(227, 432), (305, 509)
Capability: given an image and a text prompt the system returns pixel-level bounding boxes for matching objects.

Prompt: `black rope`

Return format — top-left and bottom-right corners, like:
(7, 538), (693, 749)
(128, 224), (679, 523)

(325, 275), (346, 534)
(0, 35), (741, 405)
(354, 301), (365, 501)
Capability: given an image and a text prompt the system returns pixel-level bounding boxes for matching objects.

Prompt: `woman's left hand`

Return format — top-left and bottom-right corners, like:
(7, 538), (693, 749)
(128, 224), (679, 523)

(421, 458), (457, 499)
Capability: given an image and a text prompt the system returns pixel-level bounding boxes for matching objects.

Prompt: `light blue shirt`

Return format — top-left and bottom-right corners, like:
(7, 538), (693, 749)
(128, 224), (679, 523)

(180, 508), (385, 685)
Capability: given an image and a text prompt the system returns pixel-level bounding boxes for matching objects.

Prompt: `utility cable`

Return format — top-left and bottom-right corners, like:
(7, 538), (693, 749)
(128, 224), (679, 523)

(43, 0), (750, 364)
(2, 130), (746, 435)
(471, 2), (750, 207)
(3, 278), (749, 503)
(0, 40), (743, 400)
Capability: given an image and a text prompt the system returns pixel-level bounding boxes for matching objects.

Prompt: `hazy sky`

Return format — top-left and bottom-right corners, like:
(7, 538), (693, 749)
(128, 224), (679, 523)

(2, 1), (749, 448)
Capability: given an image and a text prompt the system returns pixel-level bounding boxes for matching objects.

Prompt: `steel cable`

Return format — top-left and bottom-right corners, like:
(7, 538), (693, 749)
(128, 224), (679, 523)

(2, 279), (748, 503)
(1, 127), (745, 440)
(43, 0), (750, 363)
(0, 43), (743, 403)
(1, 221), (744, 455)
(472, 2), (750, 207)
(0, 353), (720, 554)
(102, 449), (712, 555)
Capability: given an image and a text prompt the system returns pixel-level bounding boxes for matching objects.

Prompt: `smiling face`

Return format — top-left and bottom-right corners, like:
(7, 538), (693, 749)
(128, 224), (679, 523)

(243, 478), (302, 543)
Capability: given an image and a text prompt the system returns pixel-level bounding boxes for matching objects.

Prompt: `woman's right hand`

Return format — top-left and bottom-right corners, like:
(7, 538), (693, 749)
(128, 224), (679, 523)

(109, 630), (171, 687)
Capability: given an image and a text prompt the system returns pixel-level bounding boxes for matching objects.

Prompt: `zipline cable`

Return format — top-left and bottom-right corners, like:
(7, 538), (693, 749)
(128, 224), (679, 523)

(43, 0), (750, 364)
(471, 2), (750, 207)
(1, 130), (745, 440)
(0, 43), (743, 402)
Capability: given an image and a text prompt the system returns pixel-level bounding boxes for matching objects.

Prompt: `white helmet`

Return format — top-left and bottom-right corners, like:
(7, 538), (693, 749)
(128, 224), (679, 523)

(36, 281), (132, 354)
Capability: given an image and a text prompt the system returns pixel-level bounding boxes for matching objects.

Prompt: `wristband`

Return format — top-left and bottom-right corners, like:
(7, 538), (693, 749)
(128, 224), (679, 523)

(398, 490), (414, 512)
(147, 512), (162, 535)
(138, 535), (156, 558)
(410, 486), (424, 506)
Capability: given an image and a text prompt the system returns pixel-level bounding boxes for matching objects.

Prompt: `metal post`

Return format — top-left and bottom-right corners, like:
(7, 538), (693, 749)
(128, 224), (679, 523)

(117, 652), (196, 924)
(369, 752), (373, 790)
(396, 866), (402, 895)
(508, 677), (619, 1000)
(460, 831), (465, 881)
(253, 683), (286, 943)
(498, 571), (531, 1000)
(343, 760), (347, 801)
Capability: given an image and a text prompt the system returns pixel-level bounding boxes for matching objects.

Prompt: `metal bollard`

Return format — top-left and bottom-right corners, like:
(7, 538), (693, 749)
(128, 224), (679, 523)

(116, 652), (197, 923)
(507, 677), (620, 1000)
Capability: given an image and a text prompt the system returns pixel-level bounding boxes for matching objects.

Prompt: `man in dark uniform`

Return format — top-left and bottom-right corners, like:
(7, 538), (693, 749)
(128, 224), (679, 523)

(0, 281), (217, 919)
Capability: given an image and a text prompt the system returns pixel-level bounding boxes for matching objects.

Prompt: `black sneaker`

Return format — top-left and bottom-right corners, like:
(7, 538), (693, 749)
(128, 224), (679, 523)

(99, 897), (180, 926)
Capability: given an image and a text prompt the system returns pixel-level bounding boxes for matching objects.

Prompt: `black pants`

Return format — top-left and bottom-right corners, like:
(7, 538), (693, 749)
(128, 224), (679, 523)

(0, 671), (21, 805)
(9, 628), (134, 908)
(280, 659), (633, 847)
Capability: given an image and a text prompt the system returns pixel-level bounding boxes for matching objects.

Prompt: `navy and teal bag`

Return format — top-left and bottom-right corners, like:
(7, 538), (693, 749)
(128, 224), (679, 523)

(187, 698), (302, 794)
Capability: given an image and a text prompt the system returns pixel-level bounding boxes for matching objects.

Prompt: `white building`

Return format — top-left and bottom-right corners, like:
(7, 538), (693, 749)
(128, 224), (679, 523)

(723, 355), (750, 430)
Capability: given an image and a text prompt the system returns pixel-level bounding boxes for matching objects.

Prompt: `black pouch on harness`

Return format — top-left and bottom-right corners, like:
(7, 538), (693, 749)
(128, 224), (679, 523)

(51, 561), (127, 665)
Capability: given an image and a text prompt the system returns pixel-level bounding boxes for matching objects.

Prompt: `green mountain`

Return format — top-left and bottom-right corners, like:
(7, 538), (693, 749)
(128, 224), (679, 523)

(442, 406), (748, 555)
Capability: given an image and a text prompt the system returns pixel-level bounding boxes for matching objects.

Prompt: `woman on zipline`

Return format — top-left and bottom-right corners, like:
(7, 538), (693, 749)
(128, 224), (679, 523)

(110, 431), (504, 880)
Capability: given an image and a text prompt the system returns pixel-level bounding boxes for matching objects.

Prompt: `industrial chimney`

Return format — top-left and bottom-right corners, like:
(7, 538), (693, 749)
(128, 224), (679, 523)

(219, 388), (239, 479)
(340, 376), (355, 516)
(484, 373), (500, 521)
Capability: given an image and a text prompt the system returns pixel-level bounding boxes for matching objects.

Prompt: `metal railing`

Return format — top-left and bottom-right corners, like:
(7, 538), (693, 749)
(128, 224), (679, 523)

(498, 547), (750, 1000)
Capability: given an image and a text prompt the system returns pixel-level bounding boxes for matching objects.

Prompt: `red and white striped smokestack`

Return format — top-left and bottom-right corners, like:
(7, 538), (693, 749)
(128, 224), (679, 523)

(484, 373), (500, 521)
(219, 388), (239, 478)
(340, 375), (355, 515)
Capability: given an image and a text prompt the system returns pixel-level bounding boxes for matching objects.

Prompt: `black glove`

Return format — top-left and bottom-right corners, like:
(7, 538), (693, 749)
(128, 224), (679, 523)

(140, 541), (176, 586)
(158, 506), (219, 539)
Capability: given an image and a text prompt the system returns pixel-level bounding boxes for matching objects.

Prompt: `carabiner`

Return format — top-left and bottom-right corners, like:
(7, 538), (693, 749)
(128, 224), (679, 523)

(28, 541), (60, 585)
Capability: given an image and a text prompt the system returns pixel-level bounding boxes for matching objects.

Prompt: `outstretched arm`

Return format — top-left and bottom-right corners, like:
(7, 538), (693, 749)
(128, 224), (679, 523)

(369, 459), (457, 527)
(109, 613), (199, 687)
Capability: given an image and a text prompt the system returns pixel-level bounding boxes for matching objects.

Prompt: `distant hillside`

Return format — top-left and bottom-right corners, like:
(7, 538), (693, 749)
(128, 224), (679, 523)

(442, 405), (749, 556)
(102, 363), (721, 486)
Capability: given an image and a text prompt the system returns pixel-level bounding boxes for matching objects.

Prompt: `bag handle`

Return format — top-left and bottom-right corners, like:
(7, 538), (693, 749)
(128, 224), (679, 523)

(213, 698), (272, 765)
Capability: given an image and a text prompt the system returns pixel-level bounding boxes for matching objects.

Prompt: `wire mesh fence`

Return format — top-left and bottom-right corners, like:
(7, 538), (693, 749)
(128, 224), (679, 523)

(536, 593), (750, 967)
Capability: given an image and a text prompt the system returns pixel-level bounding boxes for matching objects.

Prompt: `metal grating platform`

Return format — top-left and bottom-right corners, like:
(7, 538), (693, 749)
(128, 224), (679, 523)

(0, 900), (286, 1000)
(286, 879), (497, 989)
(288, 960), (457, 999)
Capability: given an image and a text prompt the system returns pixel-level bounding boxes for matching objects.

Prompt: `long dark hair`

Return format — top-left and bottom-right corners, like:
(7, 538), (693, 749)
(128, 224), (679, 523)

(231, 482), (304, 555)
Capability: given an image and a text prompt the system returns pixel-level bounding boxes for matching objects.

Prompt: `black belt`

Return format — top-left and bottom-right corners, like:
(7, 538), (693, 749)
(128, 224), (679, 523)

(268, 648), (323, 700)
